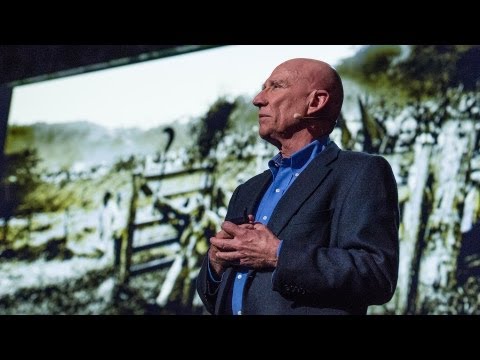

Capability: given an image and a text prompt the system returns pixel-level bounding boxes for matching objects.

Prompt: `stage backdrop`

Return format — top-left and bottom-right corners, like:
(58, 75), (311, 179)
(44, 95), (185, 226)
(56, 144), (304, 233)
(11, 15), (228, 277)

(1, 45), (479, 314)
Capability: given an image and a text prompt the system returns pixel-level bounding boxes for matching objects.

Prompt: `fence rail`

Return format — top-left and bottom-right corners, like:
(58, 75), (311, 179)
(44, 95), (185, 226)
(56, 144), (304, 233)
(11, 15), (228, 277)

(115, 165), (214, 283)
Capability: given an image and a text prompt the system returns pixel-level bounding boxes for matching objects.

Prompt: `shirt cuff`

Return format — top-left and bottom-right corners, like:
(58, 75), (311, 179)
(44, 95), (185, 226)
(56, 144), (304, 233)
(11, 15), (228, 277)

(272, 240), (283, 285)
(207, 253), (224, 283)
(276, 240), (283, 257)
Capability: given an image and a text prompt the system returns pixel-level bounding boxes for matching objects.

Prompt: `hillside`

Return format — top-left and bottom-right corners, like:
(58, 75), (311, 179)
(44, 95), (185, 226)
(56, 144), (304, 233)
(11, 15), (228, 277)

(5, 120), (192, 170)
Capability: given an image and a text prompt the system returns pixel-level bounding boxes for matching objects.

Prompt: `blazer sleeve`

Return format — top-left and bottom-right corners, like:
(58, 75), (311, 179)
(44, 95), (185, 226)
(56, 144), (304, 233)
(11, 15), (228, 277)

(196, 255), (221, 314)
(196, 186), (241, 314)
(272, 155), (400, 307)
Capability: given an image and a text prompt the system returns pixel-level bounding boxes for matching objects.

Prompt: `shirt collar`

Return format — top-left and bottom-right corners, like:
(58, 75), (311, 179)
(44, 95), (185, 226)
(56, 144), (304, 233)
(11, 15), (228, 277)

(268, 135), (330, 173)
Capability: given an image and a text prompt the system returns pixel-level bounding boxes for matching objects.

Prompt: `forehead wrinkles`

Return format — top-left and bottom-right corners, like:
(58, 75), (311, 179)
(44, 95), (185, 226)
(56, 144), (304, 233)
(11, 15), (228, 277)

(265, 67), (302, 88)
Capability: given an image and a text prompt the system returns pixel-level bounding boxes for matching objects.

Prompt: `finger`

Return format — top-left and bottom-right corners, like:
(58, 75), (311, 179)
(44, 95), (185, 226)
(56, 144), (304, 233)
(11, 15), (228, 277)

(210, 237), (237, 252)
(222, 221), (248, 236)
(209, 248), (220, 261)
(209, 237), (224, 249)
(209, 248), (227, 264)
(216, 229), (233, 239)
(216, 251), (242, 262)
(238, 223), (255, 230)
(209, 243), (220, 252)
(253, 222), (267, 231)
(248, 214), (255, 223)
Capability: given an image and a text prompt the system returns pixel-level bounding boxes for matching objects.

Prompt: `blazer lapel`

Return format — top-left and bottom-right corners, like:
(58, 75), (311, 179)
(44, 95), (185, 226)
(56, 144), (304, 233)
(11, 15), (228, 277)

(243, 170), (272, 216)
(268, 141), (341, 236)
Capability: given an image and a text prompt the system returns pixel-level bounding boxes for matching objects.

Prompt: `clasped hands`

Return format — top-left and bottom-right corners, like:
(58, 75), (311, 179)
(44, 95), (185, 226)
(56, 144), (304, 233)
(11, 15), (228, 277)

(208, 215), (281, 277)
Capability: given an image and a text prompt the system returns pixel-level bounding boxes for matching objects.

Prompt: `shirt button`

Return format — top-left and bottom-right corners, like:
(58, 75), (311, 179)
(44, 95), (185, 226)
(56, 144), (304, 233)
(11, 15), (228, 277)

(295, 173), (300, 177)
(262, 215), (267, 220)
(237, 274), (242, 280)
(237, 311), (242, 315)
(275, 188), (280, 193)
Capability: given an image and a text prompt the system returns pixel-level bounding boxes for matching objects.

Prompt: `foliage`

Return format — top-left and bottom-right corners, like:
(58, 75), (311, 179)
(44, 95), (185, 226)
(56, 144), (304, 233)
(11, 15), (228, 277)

(419, 278), (480, 315)
(189, 98), (237, 158)
(113, 155), (138, 172)
(337, 45), (402, 83)
(394, 45), (480, 98)
(228, 95), (258, 130)
(337, 45), (405, 98)
(4, 125), (35, 154)
(0, 149), (43, 220)
(338, 45), (480, 100)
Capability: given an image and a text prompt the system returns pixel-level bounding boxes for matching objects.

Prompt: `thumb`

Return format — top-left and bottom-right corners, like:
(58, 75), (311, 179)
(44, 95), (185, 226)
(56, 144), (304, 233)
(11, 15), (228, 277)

(253, 222), (267, 230)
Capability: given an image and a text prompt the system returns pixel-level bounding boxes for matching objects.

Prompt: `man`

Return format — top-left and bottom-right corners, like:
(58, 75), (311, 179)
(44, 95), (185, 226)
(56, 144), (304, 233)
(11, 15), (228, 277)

(196, 58), (399, 315)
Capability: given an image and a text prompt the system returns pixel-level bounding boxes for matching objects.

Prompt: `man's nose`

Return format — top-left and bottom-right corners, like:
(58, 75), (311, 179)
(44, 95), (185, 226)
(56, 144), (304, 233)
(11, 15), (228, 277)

(252, 91), (267, 108)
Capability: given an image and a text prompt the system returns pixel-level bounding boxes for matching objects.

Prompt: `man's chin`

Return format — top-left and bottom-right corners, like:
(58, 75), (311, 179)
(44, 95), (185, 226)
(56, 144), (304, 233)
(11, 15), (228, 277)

(259, 132), (280, 148)
(258, 131), (270, 141)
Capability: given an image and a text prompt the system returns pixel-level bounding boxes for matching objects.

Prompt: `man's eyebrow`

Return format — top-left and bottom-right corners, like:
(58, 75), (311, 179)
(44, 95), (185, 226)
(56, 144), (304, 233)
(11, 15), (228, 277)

(261, 79), (288, 90)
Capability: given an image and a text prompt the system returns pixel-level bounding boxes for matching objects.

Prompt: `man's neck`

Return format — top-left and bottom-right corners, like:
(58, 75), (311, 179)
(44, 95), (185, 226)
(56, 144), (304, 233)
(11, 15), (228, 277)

(278, 133), (317, 158)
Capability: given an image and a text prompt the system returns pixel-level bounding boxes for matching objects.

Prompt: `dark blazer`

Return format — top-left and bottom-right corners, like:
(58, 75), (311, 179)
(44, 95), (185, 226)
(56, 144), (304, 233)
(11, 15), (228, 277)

(197, 141), (399, 315)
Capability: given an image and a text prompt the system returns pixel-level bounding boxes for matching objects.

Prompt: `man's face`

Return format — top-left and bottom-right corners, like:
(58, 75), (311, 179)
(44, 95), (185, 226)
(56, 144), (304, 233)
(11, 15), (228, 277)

(252, 65), (311, 143)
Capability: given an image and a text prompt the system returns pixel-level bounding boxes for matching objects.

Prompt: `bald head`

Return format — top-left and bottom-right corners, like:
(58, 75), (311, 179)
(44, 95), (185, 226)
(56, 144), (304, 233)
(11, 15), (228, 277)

(275, 58), (344, 127)
(253, 57), (344, 154)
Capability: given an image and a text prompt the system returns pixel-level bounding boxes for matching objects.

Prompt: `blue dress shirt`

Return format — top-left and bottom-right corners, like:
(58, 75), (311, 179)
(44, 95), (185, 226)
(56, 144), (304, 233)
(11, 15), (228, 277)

(209, 136), (330, 315)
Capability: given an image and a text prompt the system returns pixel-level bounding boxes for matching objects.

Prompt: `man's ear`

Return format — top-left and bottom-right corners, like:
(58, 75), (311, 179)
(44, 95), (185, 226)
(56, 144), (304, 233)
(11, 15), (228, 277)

(307, 90), (329, 116)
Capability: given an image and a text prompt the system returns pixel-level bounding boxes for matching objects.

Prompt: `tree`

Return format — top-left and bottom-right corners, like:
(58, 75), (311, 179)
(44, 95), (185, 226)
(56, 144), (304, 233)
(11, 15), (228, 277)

(338, 45), (480, 100)
(188, 98), (236, 161)
(393, 45), (479, 98)
(0, 149), (42, 242)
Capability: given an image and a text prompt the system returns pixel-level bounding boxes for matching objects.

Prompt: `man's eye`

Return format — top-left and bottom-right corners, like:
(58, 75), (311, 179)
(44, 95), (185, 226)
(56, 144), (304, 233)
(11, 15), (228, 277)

(261, 82), (283, 91)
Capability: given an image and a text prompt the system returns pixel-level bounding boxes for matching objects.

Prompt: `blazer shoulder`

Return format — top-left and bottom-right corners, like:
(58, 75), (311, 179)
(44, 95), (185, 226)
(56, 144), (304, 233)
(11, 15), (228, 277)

(337, 149), (393, 170)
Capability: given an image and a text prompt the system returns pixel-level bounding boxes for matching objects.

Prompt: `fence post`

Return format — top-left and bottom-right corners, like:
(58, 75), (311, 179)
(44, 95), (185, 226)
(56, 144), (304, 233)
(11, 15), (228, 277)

(118, 173), (139, 283)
